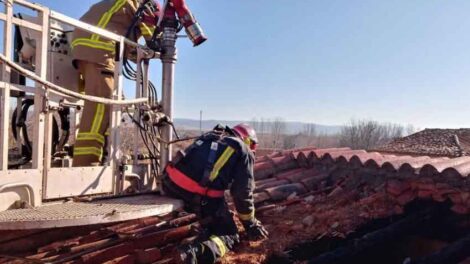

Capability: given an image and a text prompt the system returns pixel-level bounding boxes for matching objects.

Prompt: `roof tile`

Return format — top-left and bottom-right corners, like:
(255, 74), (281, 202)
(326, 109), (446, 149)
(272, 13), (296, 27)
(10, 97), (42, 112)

(3, 146), (470, 263)
(374, 128), (470, 157)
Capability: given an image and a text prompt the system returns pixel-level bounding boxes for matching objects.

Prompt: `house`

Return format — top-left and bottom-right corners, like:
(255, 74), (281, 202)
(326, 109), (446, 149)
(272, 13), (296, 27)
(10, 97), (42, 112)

(373, 129), (470, 158)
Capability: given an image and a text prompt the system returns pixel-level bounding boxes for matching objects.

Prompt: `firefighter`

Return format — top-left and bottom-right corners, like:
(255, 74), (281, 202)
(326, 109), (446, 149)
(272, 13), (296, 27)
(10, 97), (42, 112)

(162, 123), (269, 264)
(71, 0), (160, 166)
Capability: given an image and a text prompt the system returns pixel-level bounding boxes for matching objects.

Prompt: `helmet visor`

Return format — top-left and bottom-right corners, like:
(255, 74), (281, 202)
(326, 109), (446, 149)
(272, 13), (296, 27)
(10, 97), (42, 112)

(244, 137), (258, 152)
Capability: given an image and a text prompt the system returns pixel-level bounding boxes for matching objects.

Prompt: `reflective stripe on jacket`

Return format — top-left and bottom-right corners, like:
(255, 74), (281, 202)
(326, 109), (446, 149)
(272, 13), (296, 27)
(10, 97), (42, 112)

(72, 0), (157, 65)
(166, 165), (225, 198)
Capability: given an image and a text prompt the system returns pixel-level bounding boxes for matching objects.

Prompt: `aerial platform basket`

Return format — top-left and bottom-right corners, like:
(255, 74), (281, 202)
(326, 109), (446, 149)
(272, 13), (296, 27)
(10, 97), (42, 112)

(0, 0), (183, 229)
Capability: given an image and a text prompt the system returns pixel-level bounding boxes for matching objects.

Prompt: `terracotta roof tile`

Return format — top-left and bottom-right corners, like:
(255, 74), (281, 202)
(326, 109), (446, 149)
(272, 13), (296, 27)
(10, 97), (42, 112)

(2, 147), (470, 263)
(374, 128), (470, 157)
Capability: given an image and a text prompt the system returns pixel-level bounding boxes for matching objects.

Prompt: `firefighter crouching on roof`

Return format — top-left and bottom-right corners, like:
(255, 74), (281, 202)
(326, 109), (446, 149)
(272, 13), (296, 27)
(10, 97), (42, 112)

(71, 0), (160, 166)
(163, 123), (269, 264)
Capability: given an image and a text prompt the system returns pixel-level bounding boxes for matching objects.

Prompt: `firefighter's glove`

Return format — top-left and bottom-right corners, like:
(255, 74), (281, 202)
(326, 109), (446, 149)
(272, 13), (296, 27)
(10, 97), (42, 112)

(177, 244), (201, 264)
(245, 219), (269, 241)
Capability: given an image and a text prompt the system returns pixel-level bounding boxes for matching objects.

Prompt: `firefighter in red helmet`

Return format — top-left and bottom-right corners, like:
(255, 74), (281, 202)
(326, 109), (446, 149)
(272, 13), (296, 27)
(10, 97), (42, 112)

(163, 123), (268, 263)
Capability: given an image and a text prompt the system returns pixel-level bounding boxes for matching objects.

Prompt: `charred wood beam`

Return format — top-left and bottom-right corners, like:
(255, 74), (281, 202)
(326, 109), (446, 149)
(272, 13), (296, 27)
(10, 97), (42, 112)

(411, 232), (470, 264)
(308, 209), (436, 264)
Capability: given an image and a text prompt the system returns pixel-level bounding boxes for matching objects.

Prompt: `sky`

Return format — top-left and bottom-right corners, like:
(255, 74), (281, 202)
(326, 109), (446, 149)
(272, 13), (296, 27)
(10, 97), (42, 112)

(22, 1), (470, 128)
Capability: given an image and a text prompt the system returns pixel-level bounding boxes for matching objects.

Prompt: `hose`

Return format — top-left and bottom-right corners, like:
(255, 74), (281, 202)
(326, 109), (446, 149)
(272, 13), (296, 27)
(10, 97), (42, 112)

(0, 53), (147, 105)
(11, 99), (62, 161)
(11, 99), (35, 159)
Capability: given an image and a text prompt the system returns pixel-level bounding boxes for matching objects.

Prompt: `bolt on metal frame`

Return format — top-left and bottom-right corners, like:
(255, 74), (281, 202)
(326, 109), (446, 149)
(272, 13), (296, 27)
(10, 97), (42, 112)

(0, 0), (177, 209)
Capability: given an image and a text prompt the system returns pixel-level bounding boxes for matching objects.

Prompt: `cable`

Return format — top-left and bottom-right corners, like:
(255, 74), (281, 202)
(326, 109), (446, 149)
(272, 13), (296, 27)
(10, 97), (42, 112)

(126, 111), (157, 171)
(124, 108), (160, 177)
(0, 53), (147, 105)
(10, 99), (63, 163)
(122, 57), (159, 104)
(170, 121), (180, 140)
(122, 0), (160, 105)
(56, 107), (71, 152)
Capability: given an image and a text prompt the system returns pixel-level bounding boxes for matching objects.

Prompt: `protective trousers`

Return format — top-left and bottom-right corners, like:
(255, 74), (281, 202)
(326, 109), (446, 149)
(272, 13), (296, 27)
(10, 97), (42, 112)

(73, 60), (115, 167)
(162, 177), (240, 264)
(192, 198), (239, 264)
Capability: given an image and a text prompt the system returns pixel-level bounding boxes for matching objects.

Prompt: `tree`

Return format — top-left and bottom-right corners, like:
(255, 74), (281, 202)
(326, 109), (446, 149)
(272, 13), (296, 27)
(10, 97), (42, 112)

(339, 119), (405, 150)
(405, 124), (416, 136)
(303, 123), (316, 137)
(250, 117), (272, 148)
(283, 134), (297, 149)
(250, 118), (260, 135)
(271, 117), (286, 149)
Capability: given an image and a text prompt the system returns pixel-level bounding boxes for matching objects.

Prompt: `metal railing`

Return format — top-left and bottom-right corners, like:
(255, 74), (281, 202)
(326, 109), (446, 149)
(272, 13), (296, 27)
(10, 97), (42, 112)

(0, 0), (177, 206)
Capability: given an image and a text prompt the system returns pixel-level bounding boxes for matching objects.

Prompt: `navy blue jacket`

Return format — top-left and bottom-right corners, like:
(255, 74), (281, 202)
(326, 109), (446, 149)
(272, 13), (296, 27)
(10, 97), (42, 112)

(174, 129), (256, 223)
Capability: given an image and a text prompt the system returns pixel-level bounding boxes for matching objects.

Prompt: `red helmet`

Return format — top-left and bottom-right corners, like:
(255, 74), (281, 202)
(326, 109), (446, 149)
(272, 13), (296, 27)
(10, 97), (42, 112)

(232, 123), (258, 152)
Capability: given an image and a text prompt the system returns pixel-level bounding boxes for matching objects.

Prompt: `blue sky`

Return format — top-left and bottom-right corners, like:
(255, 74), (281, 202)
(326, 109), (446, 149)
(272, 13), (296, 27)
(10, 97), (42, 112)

(30, 1), (470, 128)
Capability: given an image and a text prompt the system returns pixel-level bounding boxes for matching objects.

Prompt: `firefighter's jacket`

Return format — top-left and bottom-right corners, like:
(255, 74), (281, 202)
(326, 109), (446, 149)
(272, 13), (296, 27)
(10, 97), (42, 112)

(172, 131), (257, 224)
(72, 0), (157, 65)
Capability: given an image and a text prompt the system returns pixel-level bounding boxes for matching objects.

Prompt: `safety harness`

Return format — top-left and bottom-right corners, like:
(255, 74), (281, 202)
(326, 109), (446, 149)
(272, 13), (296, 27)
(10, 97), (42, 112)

(165, 130), (236, 199)
(166, 165), (224, 198)
(200, 141), (219, 187)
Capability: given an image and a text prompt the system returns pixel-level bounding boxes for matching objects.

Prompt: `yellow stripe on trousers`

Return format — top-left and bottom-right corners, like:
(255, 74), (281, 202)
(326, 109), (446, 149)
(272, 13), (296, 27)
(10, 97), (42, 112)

(209, 147), (235, 182)
(238, 210), (255, 221)
(76, 132), (105, 145)
(91, 103), (105, 134)
(209, 235), (227, 257)
(74, 146), (103, 158)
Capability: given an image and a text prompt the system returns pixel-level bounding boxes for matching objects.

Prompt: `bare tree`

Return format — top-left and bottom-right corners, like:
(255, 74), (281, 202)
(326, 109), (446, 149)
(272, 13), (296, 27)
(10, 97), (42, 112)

(339, 120), (360, 149)
(283, 134), (297, 149)
(339, 119), (405, 150)
(250, 118), (344, 150)
(250, 117), (272, 148)
(405, 124), (417, 136)
(315, 133), (341, 148)
(250, 118), (260, 134)
(271, 117), (286, 149)
(261, 118), (271, 135)
(303, 123), (316, 137)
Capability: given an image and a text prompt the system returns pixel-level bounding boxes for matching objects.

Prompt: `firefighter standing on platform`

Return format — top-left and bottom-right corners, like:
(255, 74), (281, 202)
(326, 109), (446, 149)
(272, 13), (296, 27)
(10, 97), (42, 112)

(163, 123), (269, 264)
(71, 0), (161, 166)
(72, 0), (207, 166)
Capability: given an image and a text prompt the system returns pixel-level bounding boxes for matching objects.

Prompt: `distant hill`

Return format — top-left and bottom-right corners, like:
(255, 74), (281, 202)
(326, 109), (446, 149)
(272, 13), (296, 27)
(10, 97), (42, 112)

(174, 118), (342, 135)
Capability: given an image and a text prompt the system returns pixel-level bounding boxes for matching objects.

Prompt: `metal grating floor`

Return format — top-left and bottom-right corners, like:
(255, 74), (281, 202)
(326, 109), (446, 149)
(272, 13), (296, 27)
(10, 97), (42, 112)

(0, 194), (183, 230)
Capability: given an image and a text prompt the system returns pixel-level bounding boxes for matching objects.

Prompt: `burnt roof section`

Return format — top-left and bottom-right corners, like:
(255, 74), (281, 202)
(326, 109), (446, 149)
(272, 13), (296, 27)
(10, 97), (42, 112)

(373, 128), (470, 157)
